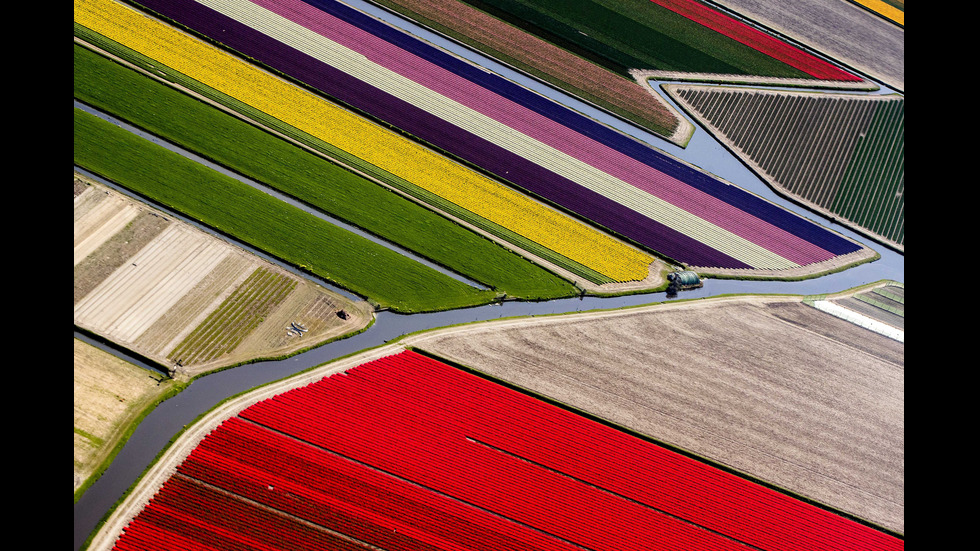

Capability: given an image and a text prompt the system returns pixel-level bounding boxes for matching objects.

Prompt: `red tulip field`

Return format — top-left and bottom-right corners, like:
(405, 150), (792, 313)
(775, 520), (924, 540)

(111, 349), (902, 550)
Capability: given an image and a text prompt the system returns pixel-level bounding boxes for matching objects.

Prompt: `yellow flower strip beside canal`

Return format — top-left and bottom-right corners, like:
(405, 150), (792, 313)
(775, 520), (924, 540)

(74, 0), (654, 283)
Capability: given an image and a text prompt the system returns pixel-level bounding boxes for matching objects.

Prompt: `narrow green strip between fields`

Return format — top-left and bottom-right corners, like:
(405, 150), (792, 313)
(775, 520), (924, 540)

(74, 427), (105, 446)
(873, 287), (904, 305)
(854, 294), (904, 317)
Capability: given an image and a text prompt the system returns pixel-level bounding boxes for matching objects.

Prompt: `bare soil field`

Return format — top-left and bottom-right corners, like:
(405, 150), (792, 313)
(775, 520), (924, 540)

(408, 293), (904, 534)
(74, 338), (173, 494)
(73, 174), (374, 380)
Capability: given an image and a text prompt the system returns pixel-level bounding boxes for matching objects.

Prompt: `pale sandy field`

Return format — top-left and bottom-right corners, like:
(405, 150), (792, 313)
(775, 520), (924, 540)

(74, 338), (173, 494)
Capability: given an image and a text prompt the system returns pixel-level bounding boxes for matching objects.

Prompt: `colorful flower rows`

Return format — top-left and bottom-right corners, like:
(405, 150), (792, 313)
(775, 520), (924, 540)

(648, 0), (862, 82)
(123, 0), (864, 271)
(112, 350), (904, 550)
(74, 0), (653, 283)
(379, 0), (684, 137)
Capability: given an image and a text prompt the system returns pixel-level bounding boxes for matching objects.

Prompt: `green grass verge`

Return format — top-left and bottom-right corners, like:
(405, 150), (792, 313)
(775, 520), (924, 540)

(73, 42), (580, 298)
(75, 107), (502, 313)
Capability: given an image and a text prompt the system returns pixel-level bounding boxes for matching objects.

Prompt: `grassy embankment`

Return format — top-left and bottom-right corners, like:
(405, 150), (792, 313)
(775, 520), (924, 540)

(74, 45), (581, 312)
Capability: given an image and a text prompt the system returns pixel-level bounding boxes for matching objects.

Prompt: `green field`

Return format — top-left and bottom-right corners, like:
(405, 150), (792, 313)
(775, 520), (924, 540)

(833, 99), (905, 247)
(74, 44), (580, 310)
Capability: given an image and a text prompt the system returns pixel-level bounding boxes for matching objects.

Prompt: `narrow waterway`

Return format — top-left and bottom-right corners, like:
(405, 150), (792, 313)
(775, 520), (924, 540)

(73, 3), (903, 548)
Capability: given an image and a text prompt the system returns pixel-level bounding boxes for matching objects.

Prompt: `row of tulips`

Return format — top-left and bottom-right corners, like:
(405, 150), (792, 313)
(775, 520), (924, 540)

(74, 0), (653, 283)
(180, 418), (586, 550)
(114, 350), (904, 550)
(125, 0), (864, 271)
(113, 474), (364, 550)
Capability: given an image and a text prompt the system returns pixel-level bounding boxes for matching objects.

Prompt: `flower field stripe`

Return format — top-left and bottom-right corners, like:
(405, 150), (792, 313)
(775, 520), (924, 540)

(112, 0), (862, 271)
(173, 0), (826, 270)
(111, 349), (902, 550)
(202, 4), (787, 269)
(75, 0), (653, 283)
(237, 0), (835, 268)
(237, 373), (758, 549)
(172, 0), (859, 267)
(648, 0), (861, 82)
(321, 0), (863, 259)
(185, 416), (589, 550)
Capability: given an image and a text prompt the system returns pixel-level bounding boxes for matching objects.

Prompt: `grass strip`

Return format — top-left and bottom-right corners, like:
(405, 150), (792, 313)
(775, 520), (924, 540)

(854, 294), (904, 317)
